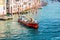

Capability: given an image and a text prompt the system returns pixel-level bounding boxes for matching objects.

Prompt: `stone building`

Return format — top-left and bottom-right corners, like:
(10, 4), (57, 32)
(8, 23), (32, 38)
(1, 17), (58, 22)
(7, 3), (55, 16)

(0, 0), (6, 15)
(0, 0), (40, 15)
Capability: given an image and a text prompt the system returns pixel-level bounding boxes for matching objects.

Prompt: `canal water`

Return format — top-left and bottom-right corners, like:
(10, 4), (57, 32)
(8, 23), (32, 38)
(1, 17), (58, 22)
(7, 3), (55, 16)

(0, 1), (60, 40)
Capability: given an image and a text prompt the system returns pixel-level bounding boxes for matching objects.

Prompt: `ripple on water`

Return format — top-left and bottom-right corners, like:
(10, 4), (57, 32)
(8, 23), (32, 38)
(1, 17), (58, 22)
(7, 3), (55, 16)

(51, 37), (60, 40)
(0, 1), (60, 40)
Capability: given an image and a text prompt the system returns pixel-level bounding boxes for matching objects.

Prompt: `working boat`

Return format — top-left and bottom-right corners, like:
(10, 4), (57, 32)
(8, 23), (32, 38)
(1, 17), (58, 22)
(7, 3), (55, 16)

(18, 15), (38, 29)
(17, 0), (40, 29)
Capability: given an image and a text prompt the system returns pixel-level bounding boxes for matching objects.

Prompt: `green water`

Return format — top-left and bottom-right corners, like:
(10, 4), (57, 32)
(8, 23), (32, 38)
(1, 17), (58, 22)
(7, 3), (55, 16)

(0, 1), (60, 40)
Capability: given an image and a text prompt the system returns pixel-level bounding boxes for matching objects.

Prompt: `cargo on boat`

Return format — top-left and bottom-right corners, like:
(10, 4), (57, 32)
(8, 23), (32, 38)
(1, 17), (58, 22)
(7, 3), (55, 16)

(18, 15), (38, 29)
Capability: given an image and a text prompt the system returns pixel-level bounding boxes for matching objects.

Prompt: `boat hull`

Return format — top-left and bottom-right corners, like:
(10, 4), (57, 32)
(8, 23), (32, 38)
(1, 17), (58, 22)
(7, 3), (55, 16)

(18, 19), (38, 29)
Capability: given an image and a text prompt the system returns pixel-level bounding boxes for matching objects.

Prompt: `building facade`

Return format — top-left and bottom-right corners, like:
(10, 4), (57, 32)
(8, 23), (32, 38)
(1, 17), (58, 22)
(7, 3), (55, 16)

(0, 0), (40, 15)
(0, 0), (6, 15)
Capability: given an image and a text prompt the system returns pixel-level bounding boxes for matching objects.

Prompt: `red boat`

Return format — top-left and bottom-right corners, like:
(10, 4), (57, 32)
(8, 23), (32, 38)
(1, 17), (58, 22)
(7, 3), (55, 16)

(18, 16), (38, 29)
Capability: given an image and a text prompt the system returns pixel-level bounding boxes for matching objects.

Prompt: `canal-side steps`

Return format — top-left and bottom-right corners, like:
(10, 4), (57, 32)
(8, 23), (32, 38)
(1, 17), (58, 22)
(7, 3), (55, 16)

(0, 16), (13, 21)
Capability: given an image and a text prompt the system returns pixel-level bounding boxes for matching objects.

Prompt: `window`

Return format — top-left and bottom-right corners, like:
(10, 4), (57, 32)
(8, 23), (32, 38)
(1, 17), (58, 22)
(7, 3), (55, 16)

(29, 3), (31, 5)
(3, 7), (5, 10)
(15, 0), (19, 1)
(29, 0), (31, 1)
(7, 0), (9, 2)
